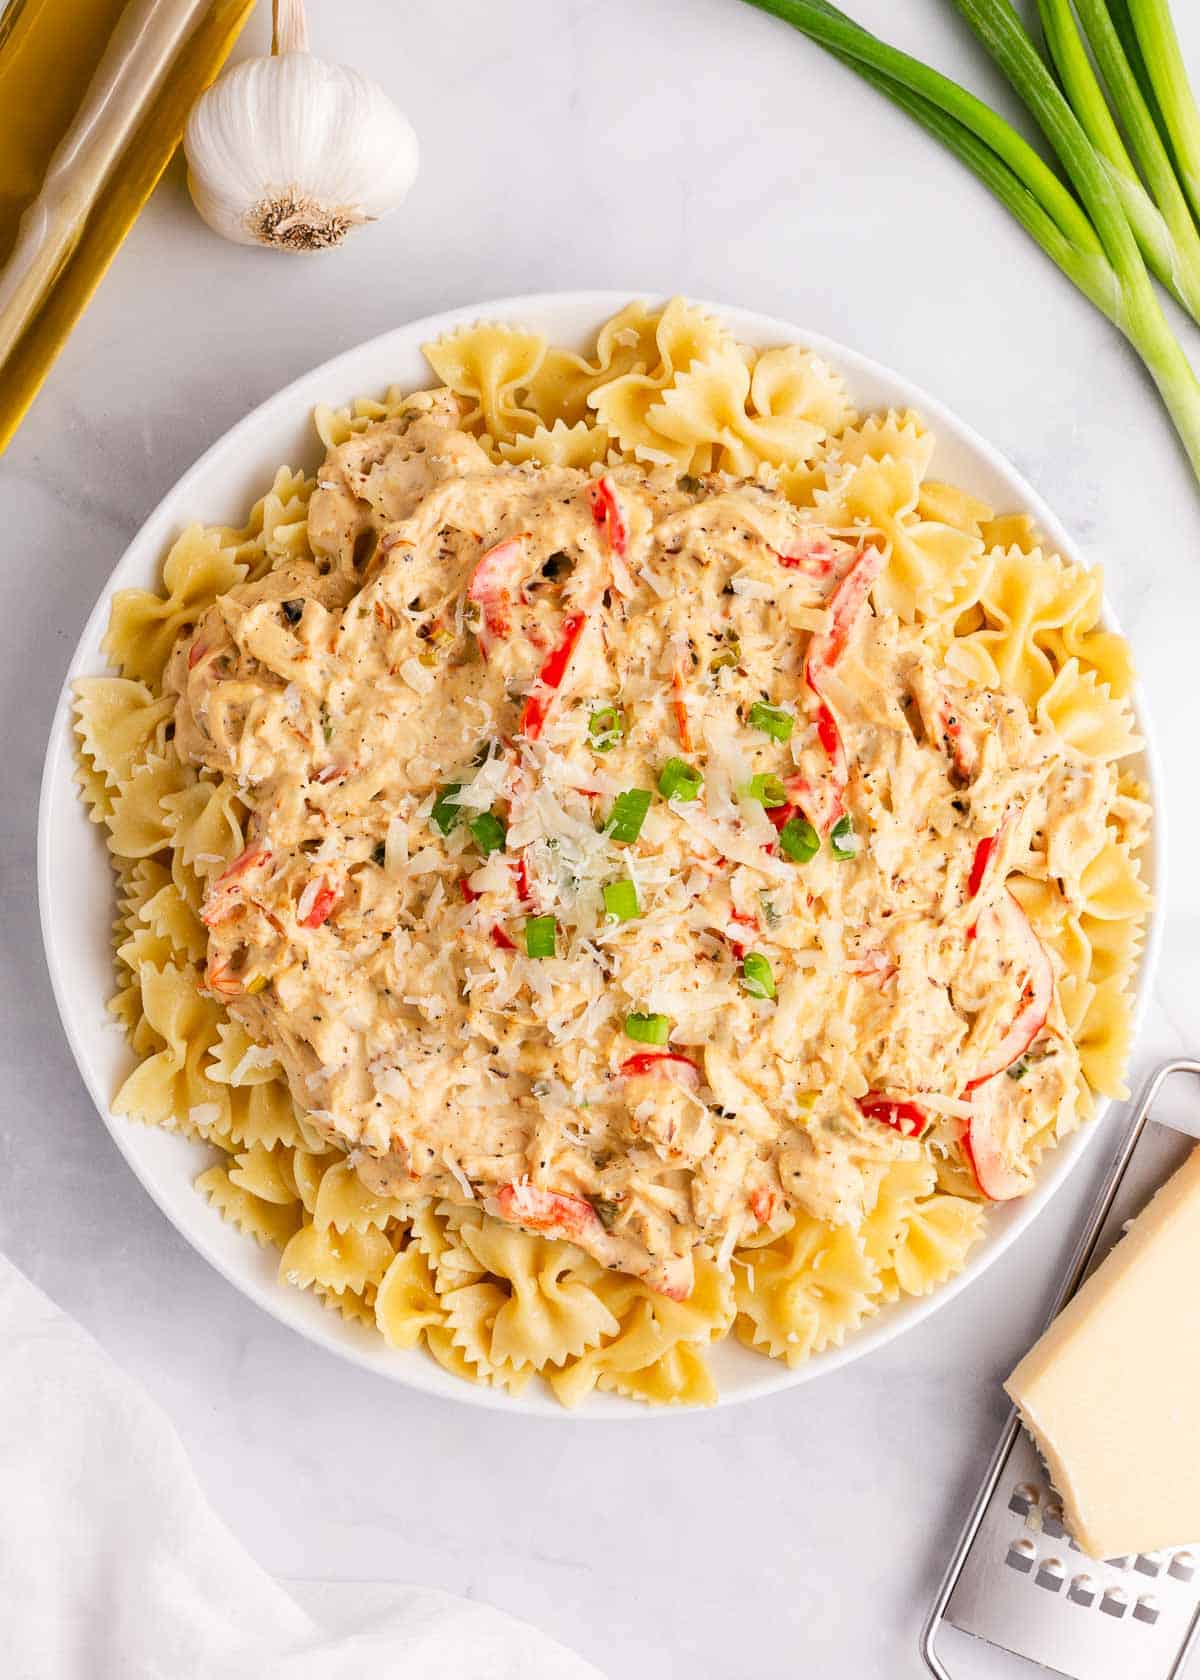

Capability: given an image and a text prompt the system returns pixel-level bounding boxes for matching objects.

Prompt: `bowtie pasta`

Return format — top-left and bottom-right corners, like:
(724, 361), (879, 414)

(76, 298), (1150, 1406)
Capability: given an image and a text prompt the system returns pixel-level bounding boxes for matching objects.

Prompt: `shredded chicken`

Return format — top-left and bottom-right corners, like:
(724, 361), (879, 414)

(166, 398), (1101, 1297)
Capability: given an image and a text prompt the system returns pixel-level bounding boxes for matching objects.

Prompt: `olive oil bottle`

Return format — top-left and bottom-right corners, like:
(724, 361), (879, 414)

(0, 0), (254, 451)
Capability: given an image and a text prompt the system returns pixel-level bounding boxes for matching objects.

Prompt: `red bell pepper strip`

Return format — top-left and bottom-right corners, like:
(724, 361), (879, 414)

(964, 891), (1053, 1092)
(966, 809), (1013, 930)
(787, 544), (884, 834)
(672, 664), (691, 751)
(461, 874), (517, 948)
(804, 543), (885, 681)
(467, 538), (527, 654)
(783, 771), (843, 837)
(619, 1050), (701, 1089)
(200, 843), (272, 926)
(725, 908), (757, 960)
(857, 1093), (929, 1139)
(749, 1186), (777, 1224)
(777, 539), (836, 578)
(511, 855), (533, 906)
(495, 1182), (604, 1243)
(299, 880), (338, 929)
(519, 610), (587, 739)
(967, 832), (1001, 900)
(587, 473), (629, 558)
(962, 1077), (1032, 1201)
(204, 955), (244, 996)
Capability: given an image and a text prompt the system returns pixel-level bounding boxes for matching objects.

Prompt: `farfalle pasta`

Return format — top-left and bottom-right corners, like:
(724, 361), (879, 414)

(75, 299), (1151, 1406)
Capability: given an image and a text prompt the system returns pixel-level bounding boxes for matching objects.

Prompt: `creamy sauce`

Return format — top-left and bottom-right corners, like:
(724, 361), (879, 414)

(167, 392), (1101, 1298)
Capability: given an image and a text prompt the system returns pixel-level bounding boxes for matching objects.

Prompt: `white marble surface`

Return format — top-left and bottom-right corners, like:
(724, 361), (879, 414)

(4, 1), (1200, 1675)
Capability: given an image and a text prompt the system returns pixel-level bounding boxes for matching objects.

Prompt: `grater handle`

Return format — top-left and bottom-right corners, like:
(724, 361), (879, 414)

(921, 1057), (1200, 1679)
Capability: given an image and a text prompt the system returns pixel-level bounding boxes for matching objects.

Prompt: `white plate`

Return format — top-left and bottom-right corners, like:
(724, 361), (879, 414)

(38, 292), (1166, 1416)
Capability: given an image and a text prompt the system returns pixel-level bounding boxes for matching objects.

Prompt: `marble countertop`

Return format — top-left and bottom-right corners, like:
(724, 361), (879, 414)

(4, 1), (1200, 1675)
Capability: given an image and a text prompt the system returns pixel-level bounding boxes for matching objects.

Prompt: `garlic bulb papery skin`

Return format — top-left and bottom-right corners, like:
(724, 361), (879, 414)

(184, 48), (418, 251)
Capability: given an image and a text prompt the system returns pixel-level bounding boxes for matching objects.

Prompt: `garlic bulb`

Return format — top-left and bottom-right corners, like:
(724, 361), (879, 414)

(184, 0), (418, 251)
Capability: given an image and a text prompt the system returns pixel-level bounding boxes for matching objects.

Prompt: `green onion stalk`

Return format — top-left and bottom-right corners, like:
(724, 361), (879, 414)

(740, 0), (1200, 485)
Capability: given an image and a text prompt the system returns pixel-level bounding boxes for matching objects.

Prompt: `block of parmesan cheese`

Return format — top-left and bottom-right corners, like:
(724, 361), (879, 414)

(1005, 1144), (1200, 1561)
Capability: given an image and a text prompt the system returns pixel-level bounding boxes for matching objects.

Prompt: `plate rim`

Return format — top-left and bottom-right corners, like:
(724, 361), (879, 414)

(36, 288), (1168, 1417)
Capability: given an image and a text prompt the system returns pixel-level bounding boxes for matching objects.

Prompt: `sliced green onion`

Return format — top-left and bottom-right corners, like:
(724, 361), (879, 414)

(829, 814), (859, 860)
(624, 1011), (671, 1044)
(710, 639), (742, 672)
(759, 891), (781, 927)
(469, 811), (507, 855)
(588, 705), (624, 752)
(1006, 1058), (1030, 1080)
(749, 701), (795, 742)
(745, 773), (788, 808)
(524, 914), (557, 959)
(741, 952), (776, 999)
(602, 878), (640, 922)
(780, 815), (819, 863)
(431, 783), (463, 835)
(607, 788), (652, 843)
(657, 756), (703, 801)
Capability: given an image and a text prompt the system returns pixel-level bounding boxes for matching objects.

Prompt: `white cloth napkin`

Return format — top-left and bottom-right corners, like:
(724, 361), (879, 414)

(0, 1255), (605, 1680)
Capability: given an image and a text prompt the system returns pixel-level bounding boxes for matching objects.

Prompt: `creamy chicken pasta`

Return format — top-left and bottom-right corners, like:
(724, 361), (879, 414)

(78, 299), (1151, 1405)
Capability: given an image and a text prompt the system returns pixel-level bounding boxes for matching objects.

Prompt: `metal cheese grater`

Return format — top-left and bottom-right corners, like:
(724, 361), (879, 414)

(922, 1059), (1200, 1679)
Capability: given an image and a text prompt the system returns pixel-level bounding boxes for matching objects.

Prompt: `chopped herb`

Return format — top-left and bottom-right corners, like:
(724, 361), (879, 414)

(624, 1011), (672, 1045)
(657, 756), (703, 801)
(1006, 1059), (1029, 1081)
(710, 637), (742, 672)
(588, 1195), (620, 1229)
(243, 974), (270, 995)
(780, 815), (819, 863)
(677, 473), (703, 494)
(759, 892), (781, 928)
(829, 815), (858, 860)
(741, 952), (776, 999)
(319, 702), (333, 744)
(607, 787), (652, 843)
(602, 879), (640, 922)
(469, 811), (507, 855)
(282, 598), (304, 626)
(524, 915), (557, 959)
(371, 841), (386, 866)
(431, 783), (464, 835)
(749, 701), (795, 742)
(746, 773), (788, 808)
(588, 705), (624, 752)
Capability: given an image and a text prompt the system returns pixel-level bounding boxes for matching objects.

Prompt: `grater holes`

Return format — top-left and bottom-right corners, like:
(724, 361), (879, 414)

(1035, 1557), (1066, 1592)
(1133, 1593), (1161, 1625)
(1006, 1537), (1037, 1574)
(1067, 1573), (1098, 1607)
(1008, 1482), (1040, 1518)
(1100, 1586), (1130, 1618)
(1170, 1549), (1196, 1582)
(1105, 1555), (1133, 1571)
(1042, 1503), (1067, 1540)
(1133, 1550), (1165, 1577)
